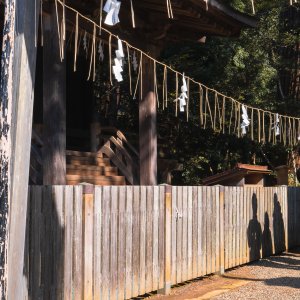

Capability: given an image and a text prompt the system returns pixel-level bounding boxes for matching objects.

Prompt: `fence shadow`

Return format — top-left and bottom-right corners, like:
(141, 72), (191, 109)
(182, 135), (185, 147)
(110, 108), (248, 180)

(247, 193), (262, 261)
(273, 193), (286, 254)
(262, 212), (273, 258)
(24, 186), (65, 299)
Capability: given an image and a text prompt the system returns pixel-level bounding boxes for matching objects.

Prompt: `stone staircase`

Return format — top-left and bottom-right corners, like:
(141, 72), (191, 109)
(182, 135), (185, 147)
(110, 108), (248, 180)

(66, 150), (126, 185)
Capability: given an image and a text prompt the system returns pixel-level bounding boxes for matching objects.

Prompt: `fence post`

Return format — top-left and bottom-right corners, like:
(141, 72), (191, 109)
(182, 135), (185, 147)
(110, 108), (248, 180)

(159, 185), (172, 295)
(219, 186), (225, 275)
(82, 184), (94, 300)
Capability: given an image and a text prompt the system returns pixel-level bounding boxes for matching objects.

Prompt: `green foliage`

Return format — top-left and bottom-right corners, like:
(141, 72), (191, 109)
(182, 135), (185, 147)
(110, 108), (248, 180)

(158, 1), (299, 184)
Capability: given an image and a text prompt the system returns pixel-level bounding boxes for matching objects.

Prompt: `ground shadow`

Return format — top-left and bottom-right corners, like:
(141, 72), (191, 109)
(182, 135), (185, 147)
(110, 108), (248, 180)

(247, 193), (262, 261)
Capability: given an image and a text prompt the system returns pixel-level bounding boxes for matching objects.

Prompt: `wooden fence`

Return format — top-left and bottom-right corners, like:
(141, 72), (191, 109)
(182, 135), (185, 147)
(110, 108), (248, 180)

(23, 185), (300, 299)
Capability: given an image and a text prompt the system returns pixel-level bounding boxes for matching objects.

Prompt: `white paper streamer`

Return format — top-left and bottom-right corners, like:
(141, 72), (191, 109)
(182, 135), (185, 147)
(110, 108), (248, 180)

(98, 40), (104, 61)
(273, 113), (280, 136)
(83, 31), (88, 56)
(175, 73), (188, 112)
(113, 38), (124, 82)
(241, 105), (250, 135)
(103, 0), (121, 26)
(132, 51), (138, 72)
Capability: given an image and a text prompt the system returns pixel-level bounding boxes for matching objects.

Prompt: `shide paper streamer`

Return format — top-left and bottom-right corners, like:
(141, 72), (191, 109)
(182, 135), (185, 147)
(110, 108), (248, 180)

(53, 0), (300, 147)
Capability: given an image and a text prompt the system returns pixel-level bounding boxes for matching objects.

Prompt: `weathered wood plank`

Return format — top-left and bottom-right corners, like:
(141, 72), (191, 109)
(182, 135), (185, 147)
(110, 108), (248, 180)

(110, 186), (118, 300)
(197, 187), (203, 277)
(102, 186), (111, 300)
(187, 187), (193, 280)
(132, 186), (140, 297)
(53, 186), (64, 300)
(31, 186), (42, 299)
(171, 186), (177, 284)
(83, 187), (94, 300)
(152, 186), (159, 291)
(43, 6), (66, 185)
(125, 186), (133, 299)
(74, 186), (83, 300)
(202, 187), (207, 275)
(139, 186), (146, 294)
(182, 186), (188, 281)
(215, 187), (220, 273)
(146, 186), (154, 292)
(117, 187), (126, 300)
(64, 186), (73, 300)
(211, 187), (216, 273)
(192, 187), (198, 279)
(176, 186), (183, 284)
(159, 186), (165, 289)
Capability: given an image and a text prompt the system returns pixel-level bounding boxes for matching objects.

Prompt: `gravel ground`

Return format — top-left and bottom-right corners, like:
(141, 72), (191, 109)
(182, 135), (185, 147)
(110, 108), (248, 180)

(213, 249), (300, 300)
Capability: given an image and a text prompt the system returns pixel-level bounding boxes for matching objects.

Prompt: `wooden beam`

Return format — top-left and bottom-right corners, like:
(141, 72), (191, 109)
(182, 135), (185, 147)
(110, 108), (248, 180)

(139, 54), (157, 185)
(43, 6), (66, 185)
(0, 0), (41, 298)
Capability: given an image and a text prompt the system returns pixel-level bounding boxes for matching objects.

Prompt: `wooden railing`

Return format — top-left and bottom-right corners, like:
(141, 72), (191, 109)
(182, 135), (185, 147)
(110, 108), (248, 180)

(98, 127), (139, 185)
(29, 129), (43, 185)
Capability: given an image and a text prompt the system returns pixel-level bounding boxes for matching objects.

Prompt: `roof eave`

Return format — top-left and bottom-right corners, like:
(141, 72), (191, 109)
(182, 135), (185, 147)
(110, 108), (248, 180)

(209, 0), (259, 28)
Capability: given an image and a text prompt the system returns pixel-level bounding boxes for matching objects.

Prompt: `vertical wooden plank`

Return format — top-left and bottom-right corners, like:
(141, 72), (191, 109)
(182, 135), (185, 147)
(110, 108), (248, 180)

(187, 187), (193, 280)
(102, 186), (111, 300)
(146, 186), (153, 292)
(215, 187), (220, 274)
(73, 186), (84, 300)
(139, 187), (146, 294)
(206, 187), (212, 274)
(132, 187), (140, 297)
(171, 187), (177, 284)
(243, 188), (247, 264)
(64, 186), (73, 300)
(152, 186), (159, 291)
(74, 186), (83, 300)
(233, 187), (237, 267)
(192, 187), (198, 279)
(53, 186), (64, 300)
(158, 186), (165, 289)
(182, 186), (188, 281)
(236, 187), (240, 266)
(202, 187), (207, 275)
(197, 187), (203, 277)
(176, 186), (183, 284)
(211, 187), (216, 273)
(224, 187), (228, 270)
(94, 187), (102, 300)
(110, 187), (118, 300)
(160, 185), (172, 295)
(31, 187), (42, 300)
(43, 186), (53, 300)
(117, 187), (126, 300)
(219, 187), (225, 274)
(283, 187), (288, 250)
(229, 187), (235, 268)
(83, 186), (94, 300)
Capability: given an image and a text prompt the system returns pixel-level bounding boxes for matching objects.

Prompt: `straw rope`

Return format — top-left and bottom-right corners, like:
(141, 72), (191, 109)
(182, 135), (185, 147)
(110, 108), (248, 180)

(54, 0), (300, 147)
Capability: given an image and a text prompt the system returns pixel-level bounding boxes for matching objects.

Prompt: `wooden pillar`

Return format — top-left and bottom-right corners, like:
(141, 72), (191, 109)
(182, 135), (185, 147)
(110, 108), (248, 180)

(43, 7), (66, 185)
(0, 0), (40, 298)
(139, 55), (157, 185)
